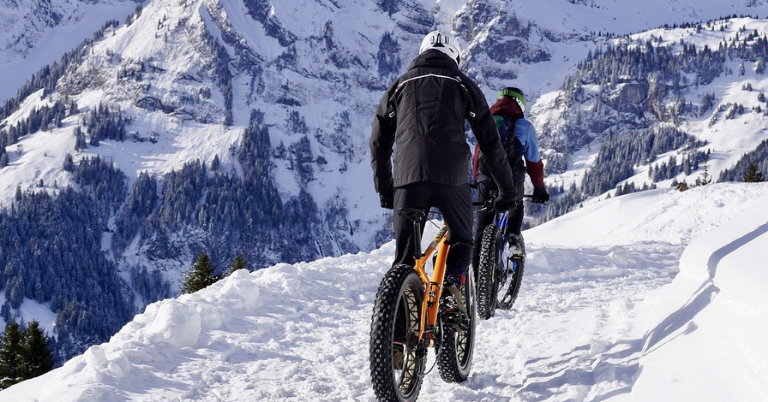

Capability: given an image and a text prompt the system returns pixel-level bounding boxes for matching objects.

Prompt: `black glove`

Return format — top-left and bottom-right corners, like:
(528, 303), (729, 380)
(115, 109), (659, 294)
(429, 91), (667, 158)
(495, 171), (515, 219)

(532, 187), (550, 204)
(494, 188), (519, 212)
(380, 193), (394, 210)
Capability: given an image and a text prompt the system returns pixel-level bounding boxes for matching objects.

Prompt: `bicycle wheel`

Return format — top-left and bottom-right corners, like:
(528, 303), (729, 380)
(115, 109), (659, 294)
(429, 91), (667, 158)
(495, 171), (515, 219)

(370, 264), (427, 402)
(437, 268), (476, 383)
(476, 224), (501, 320)
(497, 237), (525, 310)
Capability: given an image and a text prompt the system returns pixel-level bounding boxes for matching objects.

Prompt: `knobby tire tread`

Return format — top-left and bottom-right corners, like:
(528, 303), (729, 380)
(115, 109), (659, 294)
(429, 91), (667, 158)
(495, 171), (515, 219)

(476, 225), (500, 320)
(370, 264), (425, 402)
(437, 269), (476, 383)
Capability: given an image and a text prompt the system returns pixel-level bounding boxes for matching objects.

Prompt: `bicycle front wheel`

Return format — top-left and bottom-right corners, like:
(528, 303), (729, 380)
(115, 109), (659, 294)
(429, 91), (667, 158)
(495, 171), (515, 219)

(476, 224), (501, 320)
(370, 264), (427, 402)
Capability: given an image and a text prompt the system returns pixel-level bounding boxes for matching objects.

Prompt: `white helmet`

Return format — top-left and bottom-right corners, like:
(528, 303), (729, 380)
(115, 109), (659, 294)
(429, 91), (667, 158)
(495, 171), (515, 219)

(419, 31), (462, 66)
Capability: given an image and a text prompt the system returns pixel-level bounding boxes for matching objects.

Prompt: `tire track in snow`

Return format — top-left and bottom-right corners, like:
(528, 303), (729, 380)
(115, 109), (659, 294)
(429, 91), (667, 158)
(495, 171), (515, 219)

(410, 242), (684, 402)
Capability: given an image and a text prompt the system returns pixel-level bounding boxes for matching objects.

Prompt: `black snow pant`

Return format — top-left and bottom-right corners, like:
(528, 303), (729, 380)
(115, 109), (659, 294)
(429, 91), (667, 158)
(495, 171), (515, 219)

(392, 182), (473, 277)
(471, 174), (525, 271)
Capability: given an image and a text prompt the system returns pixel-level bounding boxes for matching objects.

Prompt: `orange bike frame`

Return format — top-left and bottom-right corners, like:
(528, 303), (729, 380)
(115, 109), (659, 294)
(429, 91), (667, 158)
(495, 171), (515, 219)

(411, 224), (450, 343)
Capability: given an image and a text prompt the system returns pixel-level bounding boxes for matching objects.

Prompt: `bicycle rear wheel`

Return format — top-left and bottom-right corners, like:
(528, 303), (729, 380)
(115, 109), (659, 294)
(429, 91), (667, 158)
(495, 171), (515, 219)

(370, 264), (427, 402)
(476, 224), (501, 320)
(497, 240), (525, 310)
(437, 268), (476, 383)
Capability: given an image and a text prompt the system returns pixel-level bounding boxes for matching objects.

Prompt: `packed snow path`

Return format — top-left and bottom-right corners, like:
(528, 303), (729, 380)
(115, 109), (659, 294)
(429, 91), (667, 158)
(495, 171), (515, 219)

(187, 242), (683, 402)
(2, 183), (767, 401)
(12, 241), (684, 402)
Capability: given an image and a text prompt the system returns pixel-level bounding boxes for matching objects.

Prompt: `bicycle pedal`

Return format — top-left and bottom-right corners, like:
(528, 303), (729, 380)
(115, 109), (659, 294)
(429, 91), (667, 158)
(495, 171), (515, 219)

(442, 286), (467, 315)
(441, 310), (463, 325)
(441, 296), (458, 312)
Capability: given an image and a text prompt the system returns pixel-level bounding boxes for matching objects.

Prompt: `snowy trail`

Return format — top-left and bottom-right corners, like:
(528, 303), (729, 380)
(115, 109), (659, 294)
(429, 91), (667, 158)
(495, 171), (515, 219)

(416, 242), (683, 402)
(11, 240), (682, 402)
(158, 243), (679, 402)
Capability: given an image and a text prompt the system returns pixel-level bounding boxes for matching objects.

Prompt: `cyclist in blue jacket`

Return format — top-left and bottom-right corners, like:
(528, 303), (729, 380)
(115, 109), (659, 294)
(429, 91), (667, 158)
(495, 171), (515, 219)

(472, 87), (549, 263)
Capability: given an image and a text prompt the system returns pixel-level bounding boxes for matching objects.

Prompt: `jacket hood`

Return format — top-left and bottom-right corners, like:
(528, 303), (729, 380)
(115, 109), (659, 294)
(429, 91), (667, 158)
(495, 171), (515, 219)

(407, 49), (460, 72)
(491, 96), (524, 117)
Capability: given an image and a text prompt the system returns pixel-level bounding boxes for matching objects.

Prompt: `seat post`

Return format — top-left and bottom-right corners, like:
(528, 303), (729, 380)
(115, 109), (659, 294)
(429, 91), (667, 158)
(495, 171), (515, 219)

(412, 217), (423, 259)
(397, 208), (427, 260)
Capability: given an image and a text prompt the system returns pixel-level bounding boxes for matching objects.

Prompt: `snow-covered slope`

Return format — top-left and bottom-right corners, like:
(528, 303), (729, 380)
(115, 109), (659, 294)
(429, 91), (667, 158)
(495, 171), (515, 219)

(2, 182), (766, 401)
(0, 0), (140, 102)
(629, 185), (768, 401)
(531, 16), (768, 192)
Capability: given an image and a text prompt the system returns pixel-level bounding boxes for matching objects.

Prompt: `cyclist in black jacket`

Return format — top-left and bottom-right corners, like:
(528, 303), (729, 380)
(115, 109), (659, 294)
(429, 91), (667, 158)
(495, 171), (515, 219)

(370, 31), (518, 292)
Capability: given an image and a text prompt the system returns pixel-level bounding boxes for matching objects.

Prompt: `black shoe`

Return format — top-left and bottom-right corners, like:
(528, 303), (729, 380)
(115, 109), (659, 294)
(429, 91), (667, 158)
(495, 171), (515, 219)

(444, 271), (465, 291)
(441, 289), (468, 328)
(442, 275), (467, 317)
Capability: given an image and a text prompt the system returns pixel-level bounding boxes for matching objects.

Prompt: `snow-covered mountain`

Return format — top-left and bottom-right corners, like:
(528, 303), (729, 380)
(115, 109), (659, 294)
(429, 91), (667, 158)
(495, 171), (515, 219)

(1, 181), (766, 401)
(532, 16), (768, 191)
(3, 0), (768, 362)
(0, 0), (141, 102)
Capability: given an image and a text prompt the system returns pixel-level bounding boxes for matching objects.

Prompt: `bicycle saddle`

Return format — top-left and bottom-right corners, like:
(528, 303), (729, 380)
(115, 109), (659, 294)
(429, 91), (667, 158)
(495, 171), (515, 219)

(397, 208), (426, 222)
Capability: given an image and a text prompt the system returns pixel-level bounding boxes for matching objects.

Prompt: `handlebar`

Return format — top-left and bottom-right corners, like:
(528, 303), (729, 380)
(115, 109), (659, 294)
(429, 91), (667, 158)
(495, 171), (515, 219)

(472, 194), (533, 206)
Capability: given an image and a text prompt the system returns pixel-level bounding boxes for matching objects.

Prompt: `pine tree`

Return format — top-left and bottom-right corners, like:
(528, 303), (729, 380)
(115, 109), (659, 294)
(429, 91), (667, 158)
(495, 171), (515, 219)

(0, 320), (23, 389)
(0, 320), (55, 389)
(180, 252), (221, 294)
(21, 321), (54, 380)
(744, 163), (765, 182)
(62, 153), (74, 171)
(229, 253), (248, 274)
(696, 164), (712, 186)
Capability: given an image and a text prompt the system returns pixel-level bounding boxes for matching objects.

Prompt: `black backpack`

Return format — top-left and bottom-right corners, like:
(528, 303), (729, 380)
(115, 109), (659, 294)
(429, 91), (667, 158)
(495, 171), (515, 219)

(493, 115), (526, 174)
(473, 114), (527, 181)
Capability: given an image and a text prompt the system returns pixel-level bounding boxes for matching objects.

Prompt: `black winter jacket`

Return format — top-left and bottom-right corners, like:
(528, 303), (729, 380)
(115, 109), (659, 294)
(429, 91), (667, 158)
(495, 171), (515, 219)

(370, 50), (515, 198)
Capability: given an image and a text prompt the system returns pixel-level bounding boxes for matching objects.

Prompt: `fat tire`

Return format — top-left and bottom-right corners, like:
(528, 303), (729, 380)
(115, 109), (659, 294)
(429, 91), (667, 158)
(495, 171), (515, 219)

(497, 239), (525, 310)
(437, 268), (476, 383)
(476, 225), (500, 320)
(370, 264), (426, 402)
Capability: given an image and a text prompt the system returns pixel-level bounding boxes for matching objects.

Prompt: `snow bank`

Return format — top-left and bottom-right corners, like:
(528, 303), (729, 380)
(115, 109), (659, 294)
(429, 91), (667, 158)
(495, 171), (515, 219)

(0, 246), (395, 401)
(629, 183), (768, 401)
(526, 183), (768, 247)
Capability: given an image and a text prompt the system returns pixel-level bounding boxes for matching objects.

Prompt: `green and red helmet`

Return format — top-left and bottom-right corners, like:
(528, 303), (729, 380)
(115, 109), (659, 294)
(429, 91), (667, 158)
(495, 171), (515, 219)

(497, 87), (526, 111)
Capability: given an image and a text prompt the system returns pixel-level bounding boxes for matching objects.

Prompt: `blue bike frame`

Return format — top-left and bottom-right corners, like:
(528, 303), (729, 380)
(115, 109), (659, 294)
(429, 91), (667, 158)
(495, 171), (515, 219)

(493, 207), (524, 287)
(494, 210), (512, 279)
